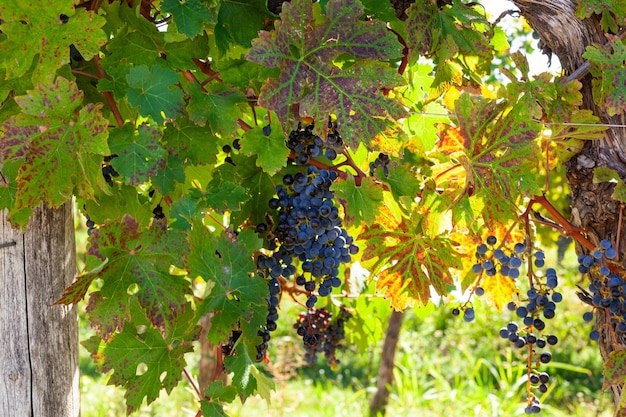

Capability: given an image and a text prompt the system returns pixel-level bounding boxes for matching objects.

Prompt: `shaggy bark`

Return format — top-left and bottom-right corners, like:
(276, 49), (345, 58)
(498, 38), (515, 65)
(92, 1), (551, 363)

(513, 0), (626, 409)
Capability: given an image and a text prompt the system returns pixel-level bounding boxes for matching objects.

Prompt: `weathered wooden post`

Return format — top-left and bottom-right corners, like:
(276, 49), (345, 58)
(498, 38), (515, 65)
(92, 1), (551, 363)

(0, 203), (79, 417)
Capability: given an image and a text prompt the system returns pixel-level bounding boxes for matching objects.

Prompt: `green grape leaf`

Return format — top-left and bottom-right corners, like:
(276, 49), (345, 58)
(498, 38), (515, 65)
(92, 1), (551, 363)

(201, 381), (238, 417)
(187, 225), (267, 344)
(209, 153), (277, 227)
(215, 0), (273, 54)
(85, 216), (191, 340)
(83, 184), (154, 228)
(126, 65), (185, 124)
(152, 154), (186, 196)
(163, 118), (219, 165)
(160, 0), (215, 38)
(205, 182), (250, 212)
(361, 215), (462, 309)
(223, 343), (259, 398)
(405, 0), (493, 87)
(380, 164), (421, 201)
(170, 194), (203, 230)
(213, 56), (280, 94)
(101, 300), (199, 414)
(241, 125), (290, 175)
(576, 0), (626, 33)
(0, 78), (109, 227)
(109, 123), (167, 185)
(246, 0), (406, 146)
(101, 2), (210, 71)
(186, 82), (247, 135)
(583, 38), (626, 116)
(333, 175), (383, 226)
(0, 0), (106, 81)
(250, 365), (275, 403)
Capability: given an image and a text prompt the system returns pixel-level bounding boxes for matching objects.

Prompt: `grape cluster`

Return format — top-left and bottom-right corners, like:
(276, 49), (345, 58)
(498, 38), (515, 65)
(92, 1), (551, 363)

(466, 235), (562, 414)
(85, 214), (96, 236)
(254, 256), (284, 362)
(222, 137), (241, 166)
(500, 250), (561, 415)
(253, 121), (357, 361)
(294, 306), (351, 366)
(577, 239), (620, 341)
(258, 166), (358, 309)
(254, 291), (278, 362)
(102, 155), (119, 186)
(221, 329), (242, 357)
(471, 235), (525, 280)
(369, 153), (390, 177)
(286, 121), (343, 165)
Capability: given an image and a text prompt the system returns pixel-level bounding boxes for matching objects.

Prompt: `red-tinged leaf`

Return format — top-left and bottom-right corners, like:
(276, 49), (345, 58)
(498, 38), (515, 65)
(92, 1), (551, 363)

(0, 79), (109, 226)
(85, 216), (191, 340)
(361, 216), (462, 309)
(434, 93), (542, 225)
(583, 38), (626, 116)
(576, 0), (626, 33)
(247, 0), (406, 146)
(603, 349), (626, 391)
(54, 258), (108, 305)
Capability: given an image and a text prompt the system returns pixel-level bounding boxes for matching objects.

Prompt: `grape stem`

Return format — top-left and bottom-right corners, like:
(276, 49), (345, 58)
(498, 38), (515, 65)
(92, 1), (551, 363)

(183, 368), (202, 400)
(525, 195), (595, 252)
(93, 56), (124, 128)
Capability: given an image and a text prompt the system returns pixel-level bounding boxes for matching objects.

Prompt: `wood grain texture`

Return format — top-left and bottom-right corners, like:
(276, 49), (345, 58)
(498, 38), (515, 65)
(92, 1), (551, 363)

(0, 203), (79, 417)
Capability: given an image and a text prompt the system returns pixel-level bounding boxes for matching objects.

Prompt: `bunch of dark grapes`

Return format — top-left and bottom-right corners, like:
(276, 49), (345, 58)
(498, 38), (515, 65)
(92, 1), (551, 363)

(253, 256), (285, 362)
(258, 165), (358, 309)
(254, 120), (357, 361)
(466, 235), (562, 414)
(576, 239), (620, 342)
(85, 214), (96, 235)
(102, 155), (119, 185)
(369, 153), (390, 177)
(293, 306), (351, 366)
(454, 235), (526, 322)
(286, 120), (343, 165)
(221, 329), (242, 356)
(222, 137), (241, 166)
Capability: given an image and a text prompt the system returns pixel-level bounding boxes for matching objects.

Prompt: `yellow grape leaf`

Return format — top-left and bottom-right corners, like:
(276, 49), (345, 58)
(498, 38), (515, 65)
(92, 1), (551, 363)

(361, 214), (463, 310)
(375, 270), (415, 310)
(481, 273), (516, 310)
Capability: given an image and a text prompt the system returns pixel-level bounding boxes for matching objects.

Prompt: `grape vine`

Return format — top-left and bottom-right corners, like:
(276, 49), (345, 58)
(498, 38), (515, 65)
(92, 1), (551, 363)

(1, 0), (625, 416)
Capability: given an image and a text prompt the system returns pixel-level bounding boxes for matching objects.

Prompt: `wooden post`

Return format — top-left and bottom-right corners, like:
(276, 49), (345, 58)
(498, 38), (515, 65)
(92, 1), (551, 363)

(0, 203), (79, 417)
